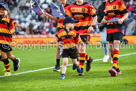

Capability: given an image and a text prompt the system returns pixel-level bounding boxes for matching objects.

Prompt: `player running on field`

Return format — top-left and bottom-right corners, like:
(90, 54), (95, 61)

(101, 0), (128, 76)
(65, 0), (97, 76)
(0, 1), (20, 76)
(56, 16), (82, 79)
(44, 0), (70, 72)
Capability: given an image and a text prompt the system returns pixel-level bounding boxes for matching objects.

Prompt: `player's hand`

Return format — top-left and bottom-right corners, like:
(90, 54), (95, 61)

(101, 18), (107, 24)
(118, 18), (124, 24)
(88, 26), (94, 33)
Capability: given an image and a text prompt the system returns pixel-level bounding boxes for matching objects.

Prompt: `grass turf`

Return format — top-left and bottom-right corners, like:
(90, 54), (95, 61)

(0, 45), (136, 91)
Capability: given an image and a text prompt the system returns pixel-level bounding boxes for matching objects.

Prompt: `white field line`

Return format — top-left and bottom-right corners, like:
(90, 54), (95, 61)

(0, 52), (136, 78)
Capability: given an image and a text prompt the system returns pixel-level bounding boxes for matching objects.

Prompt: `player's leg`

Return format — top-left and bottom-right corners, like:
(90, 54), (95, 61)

(109, 40), (120, 76)
(6, 51), (20, 71)
(53, 46), (60, 72)
(85, 52), (93, 72)
(60, 58), (68, 79)
(72, 58), (81, 74)
(113, 40), (121, 74)
(70, 48), (81, 74)
(60, 49), (69, 79)
(0, 51), (11, 76)
(109, 41), (114, 63)
(83, 35), (93, 72)
(109, 32), (123, 76)
(78, 42), (86, 76)
(72, 57), (79, 70)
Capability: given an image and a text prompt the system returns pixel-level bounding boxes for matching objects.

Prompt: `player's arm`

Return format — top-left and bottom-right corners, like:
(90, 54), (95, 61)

(118, 13), (128, 24)
(9, 20), (16, 34)
(65, 5), (72, 17)
(74, 32), (84, 53)
(44, 12), (65, 21)
(101, 4), (108, 24)
(118, 0), (128, 24)
(91, 15), (97, 26)
(88, 5), (97, 32)
(101, 16), (107, 24)
(14, 21), (22, 28)
(44, 12), (58, 21)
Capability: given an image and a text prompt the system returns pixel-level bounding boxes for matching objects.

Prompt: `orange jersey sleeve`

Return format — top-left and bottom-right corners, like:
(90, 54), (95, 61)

(88, 4), (96, 17)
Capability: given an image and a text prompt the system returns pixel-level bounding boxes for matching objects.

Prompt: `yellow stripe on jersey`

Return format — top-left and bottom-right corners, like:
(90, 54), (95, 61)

(57, 22), (65, 28)
(57, 31), (67, 38)
(106, 5), (120, 11)
(120, 4), (126, 11)
(2, 17), (10, 23)
(71, 8), (89, 13)
(68, 31), (76, 37)
(0, 40), (10, 44)
(0, 28), (12, 34)
(74, 21), (92, 27)
(89, 8), (96, 16)
(65, 9), (72, 17)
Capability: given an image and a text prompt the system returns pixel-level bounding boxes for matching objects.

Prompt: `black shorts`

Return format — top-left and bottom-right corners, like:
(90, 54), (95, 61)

(80, 35), (91, 44)
(107, 32), (123, 41)
(0, 44), (12, 52)
(62, 48), (78, 59)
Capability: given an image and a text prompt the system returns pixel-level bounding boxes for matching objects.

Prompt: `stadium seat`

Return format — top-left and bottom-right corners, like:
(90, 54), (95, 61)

(42, 4), (48, 9)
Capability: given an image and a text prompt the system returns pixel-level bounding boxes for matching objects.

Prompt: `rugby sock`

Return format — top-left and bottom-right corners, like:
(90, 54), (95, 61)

(85, 53), (90, 61)
(56, 59), (60, 65)
(113, 50), (119, 69)
(2, 58), (10, 72)
(79, 53), (86, 69)
(12, 58), (18, 63)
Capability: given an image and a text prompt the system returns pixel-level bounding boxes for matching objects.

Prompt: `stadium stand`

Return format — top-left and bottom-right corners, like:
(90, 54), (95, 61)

(6, 0), (136, 35)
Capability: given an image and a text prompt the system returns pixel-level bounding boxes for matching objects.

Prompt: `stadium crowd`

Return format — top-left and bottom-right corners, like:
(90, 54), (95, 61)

(6, 0), (136, 35)
(1, 0), (19, 10)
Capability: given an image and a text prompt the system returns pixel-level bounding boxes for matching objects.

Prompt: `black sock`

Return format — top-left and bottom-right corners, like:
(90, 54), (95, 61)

(112, 66), (116, 70)
(2, 58), (10, 72)
(116, 68), (120, 72)
(81, 68), (83, 72)
(56, 59), (60, 65)
(12, 58), (18, 63)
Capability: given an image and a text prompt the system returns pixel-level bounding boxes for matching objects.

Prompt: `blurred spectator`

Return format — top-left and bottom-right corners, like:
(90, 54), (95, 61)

(125, 0), (136, 35)
(2, 0), (19, 10)
(19, 29), (26, 35)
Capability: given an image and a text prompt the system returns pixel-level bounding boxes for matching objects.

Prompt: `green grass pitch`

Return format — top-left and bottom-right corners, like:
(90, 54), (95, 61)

(0, 45), (136, 91)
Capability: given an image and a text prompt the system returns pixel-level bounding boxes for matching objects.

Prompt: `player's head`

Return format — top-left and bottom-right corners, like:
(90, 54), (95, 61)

(59, 0), (67, 5)
(63, 16), (79, 30)
(0, 1), (9, 16)
(76, 0), (84, 3)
